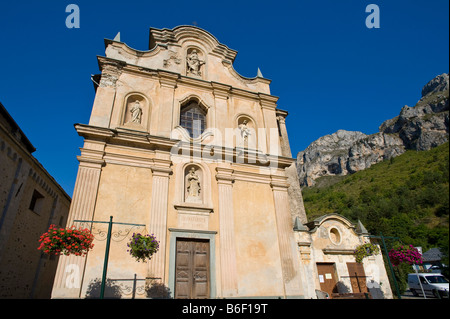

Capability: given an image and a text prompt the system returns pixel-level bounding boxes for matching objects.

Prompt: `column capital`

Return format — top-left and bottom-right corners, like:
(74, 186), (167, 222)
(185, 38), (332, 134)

(258, 93), (278, 110)
(151, 166), (172, 177)
(211, 82), (231, 99)
(151, 158), (172, 177)
(158, 70), (179, 88)
(215, 167), (235, 184)
(270, 175), (289, 190)
(97, 57), (126, 88)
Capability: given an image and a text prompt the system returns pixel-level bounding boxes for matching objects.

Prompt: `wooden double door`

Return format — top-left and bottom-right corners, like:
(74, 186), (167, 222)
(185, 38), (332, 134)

(316, 262), (368, 298)
(174, 238), (210, 299)
(346, 262), (368, 293)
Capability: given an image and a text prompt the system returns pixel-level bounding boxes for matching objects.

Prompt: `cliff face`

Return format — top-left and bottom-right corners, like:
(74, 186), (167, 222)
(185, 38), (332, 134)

(379, 73), (449, 151)
(297, 73), (449, 187)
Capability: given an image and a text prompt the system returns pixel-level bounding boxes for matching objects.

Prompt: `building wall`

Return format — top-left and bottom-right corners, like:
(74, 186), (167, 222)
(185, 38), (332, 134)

(51, 26), (393, 299)
(295, 215), (393, 299)
(233, 180), (284, 297)
(0, 105), (71, 298)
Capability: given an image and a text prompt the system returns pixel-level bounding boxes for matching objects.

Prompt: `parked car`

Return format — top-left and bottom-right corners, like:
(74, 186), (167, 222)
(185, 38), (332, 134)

(408, 273), (449, 298)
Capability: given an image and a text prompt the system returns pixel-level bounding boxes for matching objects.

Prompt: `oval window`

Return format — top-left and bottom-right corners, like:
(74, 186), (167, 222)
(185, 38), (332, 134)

(329, 227), (341, 245)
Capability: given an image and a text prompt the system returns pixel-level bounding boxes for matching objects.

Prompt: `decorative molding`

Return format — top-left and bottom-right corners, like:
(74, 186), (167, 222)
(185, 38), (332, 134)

(221, 60), (272, 87)
(98, 58), (126, 88)
(103, 152), (153, 169)
(157, 70), (179, 88)
(297, 242), (312, 247)
(259, 93), (279, 110)
(215, 167), (235, 184)
(163, 51), (182, 68)
(174, 203), (213, 214)
(305, 213), (358, 234)
(150, 25), (238, 62)
(232, 169), (271, 184)
(298, 244), (312, 261)
(322, 249), (355, 255)
(211, 82), (231, 99)
(270, 175), (289, 190)
(104, 37), (167, 59)
(168, 228), (217, 235)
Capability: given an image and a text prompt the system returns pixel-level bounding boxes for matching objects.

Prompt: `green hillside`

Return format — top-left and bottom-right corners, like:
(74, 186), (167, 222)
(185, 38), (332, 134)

(302, 142), (449, 257)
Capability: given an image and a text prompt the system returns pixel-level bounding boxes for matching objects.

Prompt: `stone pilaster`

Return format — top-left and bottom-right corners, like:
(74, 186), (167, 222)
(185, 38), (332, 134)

(51, 142), (105, 298)
(216, 167), (238, 297)
(270, 175), (304, 298)
(157, 70), (178, 138)
(147, 155), (172, 282)
(276, 112), (292, 158)
(212, 82), (230, 146)
(89, 58), (124, 128)
(259, 93), (280, 156)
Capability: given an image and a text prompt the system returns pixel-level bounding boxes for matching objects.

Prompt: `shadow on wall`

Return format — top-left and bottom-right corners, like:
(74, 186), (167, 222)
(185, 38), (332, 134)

(334, 280), (386, 299)
(85, 278), (122, 299)
(146, 282), (171, 299)
(84, 277), (172, 299)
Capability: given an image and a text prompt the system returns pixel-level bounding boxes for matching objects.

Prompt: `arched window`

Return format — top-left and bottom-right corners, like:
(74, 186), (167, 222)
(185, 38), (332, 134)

(180, 101), (206, 138)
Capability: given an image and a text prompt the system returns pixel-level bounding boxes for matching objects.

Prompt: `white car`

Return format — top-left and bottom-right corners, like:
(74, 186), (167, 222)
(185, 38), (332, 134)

(408, 273), (449, 298)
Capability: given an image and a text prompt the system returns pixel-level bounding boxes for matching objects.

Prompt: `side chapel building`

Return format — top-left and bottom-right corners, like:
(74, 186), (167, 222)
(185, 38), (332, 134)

(52, 26), (393, 299)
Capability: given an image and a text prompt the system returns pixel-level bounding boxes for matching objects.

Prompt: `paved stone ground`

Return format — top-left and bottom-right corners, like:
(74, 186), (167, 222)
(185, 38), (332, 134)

(401, 289), (442, 299)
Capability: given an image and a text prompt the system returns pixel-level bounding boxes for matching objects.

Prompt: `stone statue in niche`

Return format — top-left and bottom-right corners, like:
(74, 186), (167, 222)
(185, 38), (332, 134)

(186, 167), (201, 201)
(186, 50), (205, 76)
(130, 100), (142, 124)
(239, 120), (251, 141)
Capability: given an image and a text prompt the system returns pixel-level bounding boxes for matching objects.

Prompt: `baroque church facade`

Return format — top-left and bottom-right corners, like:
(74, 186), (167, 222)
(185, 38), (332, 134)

(52, 26), (392, 299)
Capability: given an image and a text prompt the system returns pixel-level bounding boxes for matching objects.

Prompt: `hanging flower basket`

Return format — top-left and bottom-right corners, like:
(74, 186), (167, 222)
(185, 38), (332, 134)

(388, 245), (423, 266)
(354, 243), (380, 263)
(38, 224), (94, 256)
(127, 233), (159, 263)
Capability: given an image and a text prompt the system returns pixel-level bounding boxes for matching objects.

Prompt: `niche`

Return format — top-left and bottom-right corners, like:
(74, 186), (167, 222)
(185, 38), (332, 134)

(236, 115), (256, 149)
(184, 164), (203, 203)
(122, 94), (149, 130)
(186, 47), (206, 78)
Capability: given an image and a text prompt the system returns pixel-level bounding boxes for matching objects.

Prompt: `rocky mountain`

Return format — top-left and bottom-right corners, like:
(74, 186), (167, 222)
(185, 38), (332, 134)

(297, 73), (449, 187)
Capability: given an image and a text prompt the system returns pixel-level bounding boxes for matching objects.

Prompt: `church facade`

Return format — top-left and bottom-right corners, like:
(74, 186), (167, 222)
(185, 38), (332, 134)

(52, 26), (392, 299)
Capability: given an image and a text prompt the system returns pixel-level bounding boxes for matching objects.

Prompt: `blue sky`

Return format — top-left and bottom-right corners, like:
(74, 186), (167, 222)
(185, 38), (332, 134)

(0, 0), (448, 197)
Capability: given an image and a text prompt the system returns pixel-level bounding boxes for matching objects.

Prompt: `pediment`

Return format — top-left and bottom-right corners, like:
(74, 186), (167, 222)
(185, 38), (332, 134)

(102, 25), (271, 93)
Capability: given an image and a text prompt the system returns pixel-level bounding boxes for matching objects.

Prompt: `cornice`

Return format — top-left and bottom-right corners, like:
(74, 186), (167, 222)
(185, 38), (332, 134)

(323, 249), (355, 255)
(75, 124), (294, 170)
(104, 37), (167, 58)
(222, 60), (272, 87)
(75, 123), (115, 139)
(95, 56), (280, 104)
(174, 203), (214, 214)
(150, 25), (238, 62)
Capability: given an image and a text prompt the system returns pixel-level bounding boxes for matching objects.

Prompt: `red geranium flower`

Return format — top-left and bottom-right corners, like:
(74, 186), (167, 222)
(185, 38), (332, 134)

(38, 224), (94, 256)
